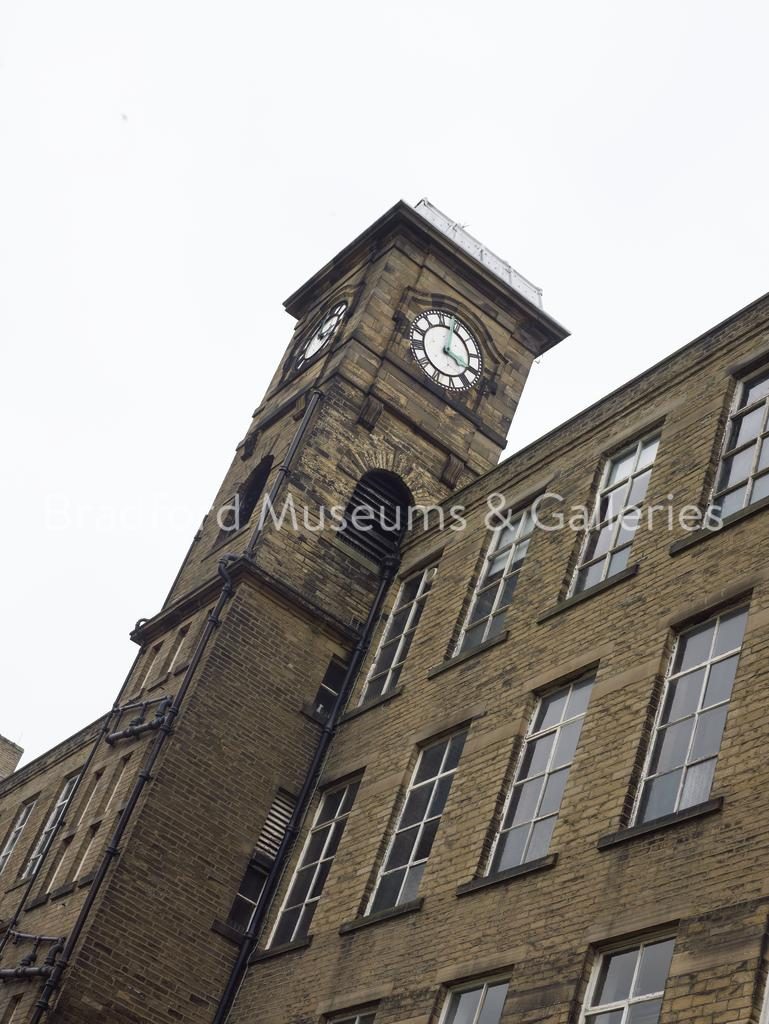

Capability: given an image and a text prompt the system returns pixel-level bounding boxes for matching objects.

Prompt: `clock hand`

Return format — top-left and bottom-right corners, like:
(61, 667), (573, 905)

(443, 316), (456, 356)
(442, 318), (468, 368)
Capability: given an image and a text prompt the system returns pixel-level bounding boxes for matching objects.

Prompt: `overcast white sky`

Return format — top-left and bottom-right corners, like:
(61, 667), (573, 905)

(2, 1), (768, 765)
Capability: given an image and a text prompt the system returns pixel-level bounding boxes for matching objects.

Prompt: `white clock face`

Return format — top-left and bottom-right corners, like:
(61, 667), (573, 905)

(296, 301), (347, 368)
(409, 309), (483, 391)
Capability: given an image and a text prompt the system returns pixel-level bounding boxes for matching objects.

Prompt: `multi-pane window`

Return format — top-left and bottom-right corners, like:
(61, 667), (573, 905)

(710, 368), (769, 519)
(226, 789), (297, 932)
(490, 677), (593, 874)
(313, 659), (348, 718)
(361, 567), (436, 703)
(21, 775), (80, 879)
(330, 1014), (376, 1024)
(369, 731), (466, 914)
(441, 981), (509, 1024)
(270, 780), (359, 946)
(0, 802), (36, 876)
(573, 434), (660, 594)
(582, 938), (674, 1024)
(637, 606), (748, 825)
(457, 507), (535, 653)
(227, 860), (269, 932)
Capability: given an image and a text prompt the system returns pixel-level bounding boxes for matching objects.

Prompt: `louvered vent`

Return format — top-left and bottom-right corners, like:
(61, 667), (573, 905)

(340, 471), (411, 564)
(255, 790), (296, 861)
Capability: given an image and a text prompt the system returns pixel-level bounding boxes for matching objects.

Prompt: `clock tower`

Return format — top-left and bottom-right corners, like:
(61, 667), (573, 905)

(165, 198), (569, 614)
(20, 200), (569, 1024)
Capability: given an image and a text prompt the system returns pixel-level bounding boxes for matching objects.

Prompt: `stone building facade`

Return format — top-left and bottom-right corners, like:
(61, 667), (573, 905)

(2, 200), (769, 1024)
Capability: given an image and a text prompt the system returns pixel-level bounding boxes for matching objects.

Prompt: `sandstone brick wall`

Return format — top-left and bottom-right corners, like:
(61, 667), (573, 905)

(227, 293), (769, 1024)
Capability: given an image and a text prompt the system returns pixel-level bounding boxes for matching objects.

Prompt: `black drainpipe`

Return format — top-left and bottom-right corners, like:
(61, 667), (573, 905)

(28, 389), (324, 1023)
(211, 551), (399, 1024)
(244, 388), (323, 558)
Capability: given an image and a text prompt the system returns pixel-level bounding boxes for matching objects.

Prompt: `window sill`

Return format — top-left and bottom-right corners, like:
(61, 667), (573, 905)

(4, 878), (31, 895)
(211, 918), (246, 946)
(248, 935), (313, 964)
(146, 671), (172, 693)
(339, 686), (404, 723)
(537, 564), (639, 624)
(25, 892), (50, 910)
(455, 854), (558, 897)
(669, 496), (769, 555)
(300, 701), (328, 726)
(427, 632), (509, 680)
(78, 870), (96, 888)
(597, 797), (723, 849)
(49, 881), (76, 901)
(339, 897), (424, 935)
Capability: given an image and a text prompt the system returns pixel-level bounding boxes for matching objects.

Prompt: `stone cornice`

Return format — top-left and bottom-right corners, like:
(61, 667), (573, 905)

(131, 556), (358, 648)
(282, 202), (569, 353)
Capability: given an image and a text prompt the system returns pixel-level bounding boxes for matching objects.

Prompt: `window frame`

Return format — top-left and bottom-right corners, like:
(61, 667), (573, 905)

(268, 778), (359, 947)
(709, 367), (769, 519)
(438, 978), (510, 1024)
(0, 800), (36, 877)
(313, 658), (348, 718)
(367, 731), (466, 915)
(327, 1011), (376, 1024)
(487, 674), (594, 875)
(632, 605), (748, 826)
(21, 774), (80, 880)
(570, 432), (661, 596)
(360, 565), (437, 704)
(580, 936), (675, 1024)
(455, 503), (536, 654)
(227, 859), (269, 933)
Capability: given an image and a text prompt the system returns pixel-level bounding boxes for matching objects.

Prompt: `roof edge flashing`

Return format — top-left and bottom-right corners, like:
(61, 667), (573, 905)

(413, 198), (543, 310)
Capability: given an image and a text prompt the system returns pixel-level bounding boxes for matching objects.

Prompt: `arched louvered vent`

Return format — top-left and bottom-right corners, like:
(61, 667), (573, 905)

(339, 471), (412, 564)
(254, 789), (295, 861)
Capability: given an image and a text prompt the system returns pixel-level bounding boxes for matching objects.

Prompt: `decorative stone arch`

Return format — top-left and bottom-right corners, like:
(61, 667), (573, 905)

(338, 468), (413, 565)
(339, 443), (435, 510)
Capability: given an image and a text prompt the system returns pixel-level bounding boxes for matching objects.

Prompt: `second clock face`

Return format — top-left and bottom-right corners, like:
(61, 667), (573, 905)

(296, 301), (347, 369)
(409, 310), (483, 391)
